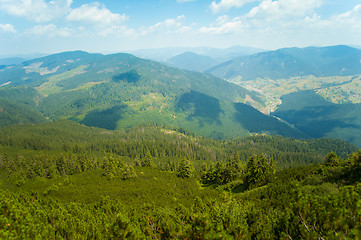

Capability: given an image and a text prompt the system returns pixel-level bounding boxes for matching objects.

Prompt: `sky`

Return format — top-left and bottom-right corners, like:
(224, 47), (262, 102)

(0, 0), (361, 56)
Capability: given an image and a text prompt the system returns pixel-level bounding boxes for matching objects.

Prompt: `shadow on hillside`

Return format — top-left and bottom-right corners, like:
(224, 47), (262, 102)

(80, 105), (126, 130)
(175, 90), (223, 127)
(233, 103), (306, 138)
(274, 104), (361, 139)
(112, 70), (140, 84)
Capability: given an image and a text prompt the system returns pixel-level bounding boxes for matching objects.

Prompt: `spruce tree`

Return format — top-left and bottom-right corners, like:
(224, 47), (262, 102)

(245, 154), (275, 188)
(177, 156), (193, 178)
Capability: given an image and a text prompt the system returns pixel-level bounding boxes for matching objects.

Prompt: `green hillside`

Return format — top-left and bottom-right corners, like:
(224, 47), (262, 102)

(0, 98), (46, 127)
(0, 51), (305, 140)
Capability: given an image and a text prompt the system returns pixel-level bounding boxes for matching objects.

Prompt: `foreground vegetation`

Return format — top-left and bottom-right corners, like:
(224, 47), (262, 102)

(0, 121), (360, 239)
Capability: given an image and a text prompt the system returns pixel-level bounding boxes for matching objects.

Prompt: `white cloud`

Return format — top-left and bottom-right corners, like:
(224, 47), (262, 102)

(301, 3), (361, 43)
(247, 0), (322, 20)
(0, 23), (16, 33)
(141, 15), (188, 36)
(26, 24), (73, 37)
(199, 15), (244, 34)
(66, 2), (127, 25)
(201, 1), (361, 49)
(202, 0), (323, 35)
(332, 4), (361, 27)
(97, 25), (137, 38)
(210, 0), (258, 13)
(0, 0), (72, 22)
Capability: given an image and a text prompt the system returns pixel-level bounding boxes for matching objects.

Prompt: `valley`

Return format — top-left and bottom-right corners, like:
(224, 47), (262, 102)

(229, 74), (361, 148)
(203, 45), (361, 148)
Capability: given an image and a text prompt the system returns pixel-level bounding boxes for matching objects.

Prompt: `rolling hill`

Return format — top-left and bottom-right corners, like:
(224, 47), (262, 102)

(0, 50), (304, 139)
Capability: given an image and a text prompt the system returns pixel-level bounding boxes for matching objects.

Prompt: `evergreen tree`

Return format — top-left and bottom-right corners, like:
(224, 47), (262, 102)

(224, 151), (243, 184)
(177, 156), (193, 178)
(245, 154), (275, 189)
(119, 164), (137, 180)
(324, 151), (340, 166)
(141, 151), (154, 167)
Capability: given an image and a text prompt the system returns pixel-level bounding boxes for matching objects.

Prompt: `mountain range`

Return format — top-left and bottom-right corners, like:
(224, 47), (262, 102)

(0, 50), (305, 140)
(206, 45), (361, 80)
(1, 45), (361, 147)
(130, 45), (265, 62)
(1, 47), (360, 240)
(202, 45), (361, 147)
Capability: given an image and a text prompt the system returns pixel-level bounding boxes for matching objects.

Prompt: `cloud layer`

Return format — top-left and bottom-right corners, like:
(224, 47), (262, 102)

(0, 0), (72, 22)
(0, 0), (360, 54)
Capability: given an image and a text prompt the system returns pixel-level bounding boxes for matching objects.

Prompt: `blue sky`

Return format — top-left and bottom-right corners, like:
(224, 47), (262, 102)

(0, 0), (361, 55)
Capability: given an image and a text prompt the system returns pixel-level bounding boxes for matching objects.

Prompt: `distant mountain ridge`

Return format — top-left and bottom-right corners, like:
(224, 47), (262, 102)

(206, 45), (361, 80)
(0, 57), (26, 66)
(165, 52), (218, 72)
(130, 45), (266, 62)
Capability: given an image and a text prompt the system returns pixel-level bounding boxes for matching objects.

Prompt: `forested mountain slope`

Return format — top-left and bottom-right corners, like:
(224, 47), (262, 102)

(0, 120), (360, 239)
(0, 51), (304, 139)
(0, 121), (357, 168)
